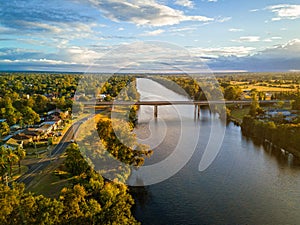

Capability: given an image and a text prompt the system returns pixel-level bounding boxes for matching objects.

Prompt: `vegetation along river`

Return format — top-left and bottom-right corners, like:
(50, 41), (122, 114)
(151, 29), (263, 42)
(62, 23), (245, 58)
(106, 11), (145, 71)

(131, 78), (300, 225)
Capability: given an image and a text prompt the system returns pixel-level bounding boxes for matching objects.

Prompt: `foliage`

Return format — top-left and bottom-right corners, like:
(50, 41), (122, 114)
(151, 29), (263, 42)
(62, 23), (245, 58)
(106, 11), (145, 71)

(97, 119), (152, 167)
(0, 121), (10, 137)
(292, 95), (300, 110)
(0, 143), (141, 224)
(248, 95), (264, 117)
(224, 85), (242, 100)
(241, 115), (300, 158)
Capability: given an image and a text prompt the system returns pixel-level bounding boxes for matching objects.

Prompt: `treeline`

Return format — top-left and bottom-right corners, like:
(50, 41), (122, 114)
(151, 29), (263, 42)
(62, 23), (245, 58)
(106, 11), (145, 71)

(241, 116), (300, 158)
(148, 76), (207, 100)
(0, 143), (140, 224)
(216, 72), (300, 84)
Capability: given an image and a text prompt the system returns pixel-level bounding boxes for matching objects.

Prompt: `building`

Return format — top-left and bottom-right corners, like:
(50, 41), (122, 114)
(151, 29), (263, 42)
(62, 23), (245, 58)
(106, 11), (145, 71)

(265, 109), (291, 117)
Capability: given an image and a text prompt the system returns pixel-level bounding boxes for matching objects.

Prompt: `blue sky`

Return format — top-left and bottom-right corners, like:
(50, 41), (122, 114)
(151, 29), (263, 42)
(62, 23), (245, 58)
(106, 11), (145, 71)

(0, 0), (300, 72)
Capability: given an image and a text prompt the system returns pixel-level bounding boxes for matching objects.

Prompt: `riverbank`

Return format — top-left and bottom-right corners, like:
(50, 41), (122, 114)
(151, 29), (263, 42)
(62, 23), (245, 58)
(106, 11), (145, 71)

(241, 115), (300, 159)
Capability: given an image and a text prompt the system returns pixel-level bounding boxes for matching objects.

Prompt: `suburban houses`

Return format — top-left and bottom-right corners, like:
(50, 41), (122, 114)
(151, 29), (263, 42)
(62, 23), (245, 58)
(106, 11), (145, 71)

(1, 108), (69, 149)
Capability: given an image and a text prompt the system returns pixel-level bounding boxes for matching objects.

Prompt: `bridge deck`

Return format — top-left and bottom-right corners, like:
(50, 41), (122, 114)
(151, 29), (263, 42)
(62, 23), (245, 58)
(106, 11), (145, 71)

(83, 100), (282, 106)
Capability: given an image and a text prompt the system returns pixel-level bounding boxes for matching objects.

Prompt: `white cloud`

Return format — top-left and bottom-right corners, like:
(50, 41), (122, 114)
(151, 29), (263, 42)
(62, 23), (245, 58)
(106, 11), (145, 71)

(88, 0), (213, 26)
(190, 46), (256, 58)
(267, 4), (300, 20)
(258, 39), (300, 58)
(271, 36), (282, 40)
(216, 17), (231, 23)
(263, 39), (272, 42)
(262, 37), (282, 42)
(233, 36), (261, 42)
(175, 0), (194, 8)
(228, 28), (243, 32)
(141, 29), (165, 36)
(208, 0), (218, 2)
(170, 26), (196, 32)
(209, 39), (300, 72)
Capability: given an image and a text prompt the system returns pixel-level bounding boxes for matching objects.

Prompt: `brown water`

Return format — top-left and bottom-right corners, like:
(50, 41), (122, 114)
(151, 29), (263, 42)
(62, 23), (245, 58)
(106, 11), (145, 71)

(132, 78), (300, 225)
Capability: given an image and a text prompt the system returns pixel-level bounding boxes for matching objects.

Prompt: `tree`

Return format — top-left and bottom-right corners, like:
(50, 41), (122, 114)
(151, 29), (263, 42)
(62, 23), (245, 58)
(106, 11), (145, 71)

(249, 94), (263, 117)
(292, 95), (300, 110)
(224, 85), (242, 100)
(32, 94), (49, 113)
(15, 146), (26, 174)
(3, 103), (18, 125)
(0, 155), (8, 184)
(5, 149), (19, 178)
(22, 106), (40, 126)
(65, 144), (89, 176)
(276, 100), (285, 109)
(0, 122), (10, 138)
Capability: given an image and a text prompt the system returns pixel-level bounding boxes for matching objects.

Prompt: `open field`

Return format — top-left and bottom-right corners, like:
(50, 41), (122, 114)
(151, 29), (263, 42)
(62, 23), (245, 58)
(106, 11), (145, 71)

(230, 82), (298, 92)
(26, 155), (72, 198)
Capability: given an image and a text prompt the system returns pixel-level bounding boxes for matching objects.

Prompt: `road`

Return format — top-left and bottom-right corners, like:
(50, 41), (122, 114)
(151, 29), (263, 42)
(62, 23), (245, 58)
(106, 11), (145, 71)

(16, 117), (88, 186)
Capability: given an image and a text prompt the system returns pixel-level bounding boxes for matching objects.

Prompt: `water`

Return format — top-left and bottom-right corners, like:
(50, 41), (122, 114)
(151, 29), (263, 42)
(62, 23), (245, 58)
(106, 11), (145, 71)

(132, 78), (300, 225)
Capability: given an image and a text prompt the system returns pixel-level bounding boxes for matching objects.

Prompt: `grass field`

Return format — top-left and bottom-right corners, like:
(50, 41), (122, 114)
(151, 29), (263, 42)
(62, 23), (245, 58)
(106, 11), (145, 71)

(26, 155), (72, 198)
(230, 81), (298, 92)
(230, 107), (250, 121)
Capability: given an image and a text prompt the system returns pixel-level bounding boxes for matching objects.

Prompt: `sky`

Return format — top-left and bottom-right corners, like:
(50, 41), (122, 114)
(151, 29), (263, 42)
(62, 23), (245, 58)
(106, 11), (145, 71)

(0, 0), (300, 73)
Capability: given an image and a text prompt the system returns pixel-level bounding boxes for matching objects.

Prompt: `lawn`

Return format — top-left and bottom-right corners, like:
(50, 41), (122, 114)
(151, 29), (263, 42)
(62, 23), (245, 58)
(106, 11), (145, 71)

(26, 155), (72, 198)
(230, 106), (250, 121)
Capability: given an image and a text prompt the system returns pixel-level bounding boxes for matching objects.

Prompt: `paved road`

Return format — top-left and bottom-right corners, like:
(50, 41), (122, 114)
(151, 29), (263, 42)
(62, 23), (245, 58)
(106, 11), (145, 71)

(16, 118), (88, 186)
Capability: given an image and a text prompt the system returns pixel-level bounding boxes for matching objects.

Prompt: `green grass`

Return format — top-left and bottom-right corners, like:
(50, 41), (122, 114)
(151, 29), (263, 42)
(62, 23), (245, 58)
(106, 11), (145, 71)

(26, 155), (72, 198)
(230, 107), (250, 121)
(11, 165), (28, 180)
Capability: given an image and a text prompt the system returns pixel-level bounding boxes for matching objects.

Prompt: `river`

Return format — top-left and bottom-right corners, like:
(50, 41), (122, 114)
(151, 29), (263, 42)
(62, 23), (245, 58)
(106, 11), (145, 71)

(132, 78), (300, 225)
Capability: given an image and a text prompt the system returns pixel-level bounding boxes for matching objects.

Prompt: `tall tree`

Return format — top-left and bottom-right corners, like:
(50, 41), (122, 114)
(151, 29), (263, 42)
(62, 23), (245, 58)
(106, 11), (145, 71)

(249, 94), (263, 117)
(0, 122), (10, 138)
(22, 106), (40, 126)
(15, 146), (26, 174)
(5, 149), (19, 177)
(224, 85), (242, 100)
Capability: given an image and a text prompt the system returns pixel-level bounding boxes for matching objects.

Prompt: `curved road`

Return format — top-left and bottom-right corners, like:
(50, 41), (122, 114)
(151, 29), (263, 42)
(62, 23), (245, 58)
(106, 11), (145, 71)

(16, 117), (89, 186)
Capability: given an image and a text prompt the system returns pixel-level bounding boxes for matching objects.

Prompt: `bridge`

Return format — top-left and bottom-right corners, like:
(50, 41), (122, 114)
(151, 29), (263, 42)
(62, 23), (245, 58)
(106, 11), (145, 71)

(82, 100), (282, 118)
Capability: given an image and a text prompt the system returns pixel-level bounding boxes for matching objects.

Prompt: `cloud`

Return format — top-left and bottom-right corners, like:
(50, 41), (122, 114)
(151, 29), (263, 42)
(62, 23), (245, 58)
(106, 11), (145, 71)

(228, 28), (244, 32)
(207, 0), (218, 2)
(0, 0), (94, 30)
(189, 46), (256, 58)
(88, 0), (213, 26)
(216, 17), (231, 23)
(208, 39), (300, 72)
(267, 4), (300, 21)
(141, 29), (165, 36)
(174, 0), (194, 8)
(258, 39), (300, 58)
(0, 0), (102, 43)
(233, 36), (261, 42)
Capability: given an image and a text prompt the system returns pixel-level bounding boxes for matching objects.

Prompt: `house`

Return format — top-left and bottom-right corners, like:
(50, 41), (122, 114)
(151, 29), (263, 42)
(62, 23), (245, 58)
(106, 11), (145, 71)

(265, 109), (291, 117)
(97, 94), (107, 101)
(47, 108), (61, 116)
(284, 114), (298, 122)
(13, 133), (33, 145)
(0, 119), (7, 123)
